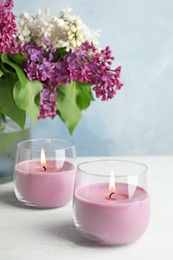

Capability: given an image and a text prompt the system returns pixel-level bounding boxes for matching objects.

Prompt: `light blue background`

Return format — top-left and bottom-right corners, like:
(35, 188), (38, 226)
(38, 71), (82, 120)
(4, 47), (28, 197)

(13, 0), (173, 156)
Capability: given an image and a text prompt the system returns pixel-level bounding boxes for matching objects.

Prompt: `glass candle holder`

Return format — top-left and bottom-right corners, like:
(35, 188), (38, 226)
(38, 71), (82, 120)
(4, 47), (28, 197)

(14, 139), (76, 208)
(73, 159), (151, 245)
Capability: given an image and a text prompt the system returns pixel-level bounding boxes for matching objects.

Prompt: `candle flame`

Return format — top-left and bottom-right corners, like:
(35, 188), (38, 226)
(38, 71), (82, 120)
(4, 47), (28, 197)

(109, 171), (116, 192)
(41, 148), (46, 166)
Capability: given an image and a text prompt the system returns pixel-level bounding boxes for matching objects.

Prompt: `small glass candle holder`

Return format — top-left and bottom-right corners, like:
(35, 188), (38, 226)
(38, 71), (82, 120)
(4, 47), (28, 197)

(73, 159), (151, 245)
(14, 139), (76, 208)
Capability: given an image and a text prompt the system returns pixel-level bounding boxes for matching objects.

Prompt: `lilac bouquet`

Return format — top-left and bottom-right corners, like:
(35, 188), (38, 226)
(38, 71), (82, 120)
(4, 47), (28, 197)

(0, 0), (123, 134)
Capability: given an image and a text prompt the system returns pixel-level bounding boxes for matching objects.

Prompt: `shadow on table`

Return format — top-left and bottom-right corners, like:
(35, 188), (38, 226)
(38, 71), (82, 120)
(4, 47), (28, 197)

(42, 219), (126, 249)
(0, 188), (30, 209)
(0, 188), (129, 248)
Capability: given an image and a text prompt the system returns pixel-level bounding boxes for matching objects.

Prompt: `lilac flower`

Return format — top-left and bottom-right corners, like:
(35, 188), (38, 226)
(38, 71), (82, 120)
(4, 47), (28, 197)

(28, 47), (44, 63)
(54, 61), (71, 85)
(23, 39), (123, 119)
(23, 40), (70, 119)
(23, 60), (39, 81)
(39, 87), (57, 119)
(0, 0), (21, 54)
(65, 41), (123, 100)
(39, 60), (53, 81)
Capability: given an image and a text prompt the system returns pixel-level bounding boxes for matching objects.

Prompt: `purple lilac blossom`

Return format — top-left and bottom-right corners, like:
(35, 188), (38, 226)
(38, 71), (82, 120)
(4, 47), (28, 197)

(0, 0), (21, 54)
(65, 41), (123, 101)
(23, 40), (123, 119)
(23, 41), (68, 119)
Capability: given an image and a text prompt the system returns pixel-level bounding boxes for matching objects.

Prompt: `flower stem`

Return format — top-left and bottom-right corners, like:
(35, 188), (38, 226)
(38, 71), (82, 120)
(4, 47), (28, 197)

(0, 113), (7, 132)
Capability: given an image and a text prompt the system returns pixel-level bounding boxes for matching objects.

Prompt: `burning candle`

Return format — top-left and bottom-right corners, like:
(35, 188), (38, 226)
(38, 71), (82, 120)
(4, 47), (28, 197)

(73, 159), (151, 245)
(14, 139), (76, 208)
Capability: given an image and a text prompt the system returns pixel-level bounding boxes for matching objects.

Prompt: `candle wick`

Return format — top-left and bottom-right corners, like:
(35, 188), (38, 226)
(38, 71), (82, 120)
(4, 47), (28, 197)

(109, 192), (115, 199)
(43, 166), (47, 172)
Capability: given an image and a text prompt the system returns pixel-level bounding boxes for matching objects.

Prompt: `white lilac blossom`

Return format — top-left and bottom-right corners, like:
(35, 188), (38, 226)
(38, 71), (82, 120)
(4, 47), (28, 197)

(18, 6), (100, 51)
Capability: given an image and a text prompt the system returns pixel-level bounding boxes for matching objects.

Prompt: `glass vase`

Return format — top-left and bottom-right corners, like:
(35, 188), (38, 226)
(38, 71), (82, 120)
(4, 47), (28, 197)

(0, 116), (31, 184)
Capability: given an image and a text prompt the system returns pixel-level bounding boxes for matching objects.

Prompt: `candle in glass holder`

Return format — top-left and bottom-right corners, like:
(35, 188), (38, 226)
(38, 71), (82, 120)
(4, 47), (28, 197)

(73, 159), (151, 245)
(14, 139), (76, 208)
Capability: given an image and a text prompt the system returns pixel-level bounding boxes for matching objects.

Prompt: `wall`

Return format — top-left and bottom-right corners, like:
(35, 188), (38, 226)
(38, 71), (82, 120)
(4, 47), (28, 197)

(13, 0), (173, 156)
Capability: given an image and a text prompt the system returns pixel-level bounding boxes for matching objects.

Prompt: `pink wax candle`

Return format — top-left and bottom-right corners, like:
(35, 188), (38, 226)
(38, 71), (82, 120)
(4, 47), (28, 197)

(73, 182), (150, 245)
(14, 159), (76, 208)
(15, 160), (75, 208)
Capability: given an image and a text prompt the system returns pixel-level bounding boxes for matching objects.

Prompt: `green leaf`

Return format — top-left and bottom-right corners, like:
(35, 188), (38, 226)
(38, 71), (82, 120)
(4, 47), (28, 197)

(0, 69), (3, 77)
(0, 74), (26, 128)
(57, 81), (82, 134)
(8, 53), (27, 66)
(53, 47), (68, 61)
(1, 53), (28, 87)
(0, 57), (14, 74)
(13, 80), (43, 126)
(76, 81), (94, 110)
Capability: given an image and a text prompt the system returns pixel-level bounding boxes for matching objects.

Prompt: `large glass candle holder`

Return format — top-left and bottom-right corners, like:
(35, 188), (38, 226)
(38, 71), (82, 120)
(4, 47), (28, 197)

(14, 139), (76, 208)
(73, 159), (151, 245)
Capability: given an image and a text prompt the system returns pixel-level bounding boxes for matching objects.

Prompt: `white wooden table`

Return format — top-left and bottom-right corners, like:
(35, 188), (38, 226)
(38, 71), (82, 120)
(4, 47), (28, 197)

(0, 156), (173, 260)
